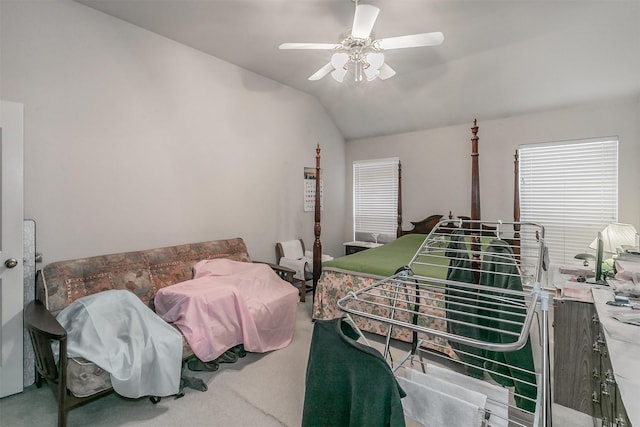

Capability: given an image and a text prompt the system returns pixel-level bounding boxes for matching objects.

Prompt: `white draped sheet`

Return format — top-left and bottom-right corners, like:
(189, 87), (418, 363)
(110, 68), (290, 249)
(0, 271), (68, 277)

(56, 290), (183, 399)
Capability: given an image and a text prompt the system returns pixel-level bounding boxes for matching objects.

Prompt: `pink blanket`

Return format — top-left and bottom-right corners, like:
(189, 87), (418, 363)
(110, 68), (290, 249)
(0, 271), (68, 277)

(154, 259), (298, 362)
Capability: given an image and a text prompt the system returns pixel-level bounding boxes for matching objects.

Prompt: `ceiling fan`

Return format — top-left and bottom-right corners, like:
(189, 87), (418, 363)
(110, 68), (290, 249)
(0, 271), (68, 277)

(279, 1), (444, 83)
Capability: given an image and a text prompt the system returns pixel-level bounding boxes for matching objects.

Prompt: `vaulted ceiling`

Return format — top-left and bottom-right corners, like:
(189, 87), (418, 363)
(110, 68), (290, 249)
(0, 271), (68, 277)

(76, 0), (640, 140)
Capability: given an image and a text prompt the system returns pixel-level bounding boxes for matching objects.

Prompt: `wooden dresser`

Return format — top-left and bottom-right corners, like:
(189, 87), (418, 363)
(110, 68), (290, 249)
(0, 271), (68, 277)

(554, 285), (637, 426)
(553, 297), (596, 414)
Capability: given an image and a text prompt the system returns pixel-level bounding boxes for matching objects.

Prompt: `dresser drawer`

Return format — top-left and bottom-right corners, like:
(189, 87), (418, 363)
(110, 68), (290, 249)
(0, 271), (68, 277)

(614, 386), (630, 427)
(590, 311), (631, 427)
(553, 299), (596, 415)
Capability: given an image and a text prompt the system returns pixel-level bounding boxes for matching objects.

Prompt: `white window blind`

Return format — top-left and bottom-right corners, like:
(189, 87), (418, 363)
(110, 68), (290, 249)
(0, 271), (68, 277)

(519, 137), (618, 266)
(353, 158), (399, 243)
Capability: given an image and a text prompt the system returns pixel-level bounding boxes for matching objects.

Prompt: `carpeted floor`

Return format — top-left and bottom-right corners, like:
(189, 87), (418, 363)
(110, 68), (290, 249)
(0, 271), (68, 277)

(1, 301), (313, 427)
(1, 298), (592, 426)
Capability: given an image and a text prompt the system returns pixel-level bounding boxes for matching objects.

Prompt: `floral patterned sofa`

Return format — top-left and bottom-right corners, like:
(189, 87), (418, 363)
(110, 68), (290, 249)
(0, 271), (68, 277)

(24, 238), (294, 427)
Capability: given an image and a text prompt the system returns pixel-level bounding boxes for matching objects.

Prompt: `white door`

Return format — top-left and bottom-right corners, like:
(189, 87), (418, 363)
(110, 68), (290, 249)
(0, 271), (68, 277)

(0, 101), (24, 398)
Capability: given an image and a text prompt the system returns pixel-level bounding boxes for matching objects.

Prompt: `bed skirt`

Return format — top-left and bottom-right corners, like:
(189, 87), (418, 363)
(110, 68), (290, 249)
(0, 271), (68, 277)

(313, 269), (457, 360)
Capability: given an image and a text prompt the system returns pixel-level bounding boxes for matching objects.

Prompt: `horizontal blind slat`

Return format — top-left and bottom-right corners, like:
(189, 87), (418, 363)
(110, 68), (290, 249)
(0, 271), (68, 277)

(519, 137), (618, 266)
(353, 158), (399, 239)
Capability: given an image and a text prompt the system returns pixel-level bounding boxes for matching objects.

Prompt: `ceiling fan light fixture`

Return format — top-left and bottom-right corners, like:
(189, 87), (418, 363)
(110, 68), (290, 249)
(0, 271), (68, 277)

(281, 3), (442, 83)
(378, 63), (397, 80)
(331, 68), (348, 83)
(331, 52), (349, 68)
(354, 61), (364, 83)
(330, 52), (349, 82)
(364, 52), (384, 80)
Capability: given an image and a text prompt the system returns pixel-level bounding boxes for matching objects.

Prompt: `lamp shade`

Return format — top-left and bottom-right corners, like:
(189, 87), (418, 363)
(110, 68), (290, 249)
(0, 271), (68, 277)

(378, 63), (397, 80)
(365, 52), (384, 81)
(330, 53), (349, 82)
(590, 223), (639, 255)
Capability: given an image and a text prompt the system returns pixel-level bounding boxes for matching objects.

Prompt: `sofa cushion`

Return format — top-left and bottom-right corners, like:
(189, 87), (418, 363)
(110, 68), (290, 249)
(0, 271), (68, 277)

(67, 320), (193, 398)
(39, 238), (252, 315)
(149, 261), (194, 291)
(67, 357), (112, 398)
(42, 252), (156, 314)
(64, 273), (114, 306)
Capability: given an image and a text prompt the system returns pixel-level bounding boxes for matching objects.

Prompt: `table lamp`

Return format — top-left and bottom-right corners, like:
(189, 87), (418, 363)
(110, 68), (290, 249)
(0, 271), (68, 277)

(574, 253), (596, 267)
(590, 223), (639, 256)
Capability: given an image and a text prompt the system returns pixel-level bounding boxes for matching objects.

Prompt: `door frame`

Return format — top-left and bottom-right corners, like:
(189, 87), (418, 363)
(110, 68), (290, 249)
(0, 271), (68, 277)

(1, 100), (25, 397)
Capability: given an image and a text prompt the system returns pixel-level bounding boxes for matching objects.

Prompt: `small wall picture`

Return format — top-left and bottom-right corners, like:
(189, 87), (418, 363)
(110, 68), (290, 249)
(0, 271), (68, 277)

(304, 167), (323, 212)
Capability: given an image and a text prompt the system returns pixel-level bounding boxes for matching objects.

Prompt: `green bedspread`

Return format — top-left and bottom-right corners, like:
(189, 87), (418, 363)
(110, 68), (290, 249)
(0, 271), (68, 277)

(322, 234), (450, 279)
(315, 233), (456, 360)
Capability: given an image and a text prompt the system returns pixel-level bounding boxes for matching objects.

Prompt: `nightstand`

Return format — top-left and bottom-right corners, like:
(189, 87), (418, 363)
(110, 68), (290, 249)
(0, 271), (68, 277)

(343, 241), (383, 255)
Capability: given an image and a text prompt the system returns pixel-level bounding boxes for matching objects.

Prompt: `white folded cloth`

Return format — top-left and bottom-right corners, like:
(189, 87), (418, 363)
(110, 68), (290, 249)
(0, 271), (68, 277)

(421, 365), (509, 427)
(278, 257), (308, 281)
(280, 240), (304, 259)
(278, 241), (333, 281)
(397, 374), (486, 427)
(304, 250), (334, 262)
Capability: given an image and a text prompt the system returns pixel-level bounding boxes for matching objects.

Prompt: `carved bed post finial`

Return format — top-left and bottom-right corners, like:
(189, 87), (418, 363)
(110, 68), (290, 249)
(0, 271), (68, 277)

(313, 144), (322, 294)
(397, 161), (403, 238)
(470, 118), (480, 222)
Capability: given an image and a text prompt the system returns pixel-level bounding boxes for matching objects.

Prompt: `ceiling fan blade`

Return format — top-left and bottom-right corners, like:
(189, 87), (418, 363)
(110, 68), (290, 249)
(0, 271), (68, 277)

(308, 62), (335, 81)
(378, 63), (396, 80)
(279, 43), (341, 50)
(376, 32), (444, 50)
(351, 4), (380, 39)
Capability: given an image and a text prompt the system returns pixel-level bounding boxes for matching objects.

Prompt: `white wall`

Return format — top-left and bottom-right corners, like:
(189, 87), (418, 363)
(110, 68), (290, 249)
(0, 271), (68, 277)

(1, 0), (346, 263)
(346, 95), (640, 240)
(3, 1), (637, 264)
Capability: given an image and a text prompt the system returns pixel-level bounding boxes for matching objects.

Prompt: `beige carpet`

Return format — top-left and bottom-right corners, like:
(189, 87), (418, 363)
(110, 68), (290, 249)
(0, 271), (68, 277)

(1, 302), (313, 427)
(1, 299), (592, 427)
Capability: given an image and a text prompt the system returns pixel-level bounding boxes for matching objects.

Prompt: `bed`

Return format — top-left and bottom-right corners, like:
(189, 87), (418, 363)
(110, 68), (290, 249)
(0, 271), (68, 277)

(310, 120), (522, 356)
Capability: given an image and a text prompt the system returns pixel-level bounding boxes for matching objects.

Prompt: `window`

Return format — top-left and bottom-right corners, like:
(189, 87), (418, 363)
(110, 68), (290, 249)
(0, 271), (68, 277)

(519, 137), (618, 267)
(353, 158), (399, 243)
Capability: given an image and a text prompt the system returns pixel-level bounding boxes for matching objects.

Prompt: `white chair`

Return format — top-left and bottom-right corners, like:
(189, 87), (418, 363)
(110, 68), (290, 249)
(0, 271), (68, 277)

(275, 239), (333, 302)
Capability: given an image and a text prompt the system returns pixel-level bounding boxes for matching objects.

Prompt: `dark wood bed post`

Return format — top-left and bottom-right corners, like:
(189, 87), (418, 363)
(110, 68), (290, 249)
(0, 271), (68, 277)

(470, 119), (481, 222)
(396, 161), (403, 238)
(513, 150), (521, 258)
(470, 119), (481, 278)
(312, 144), (322, 293)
